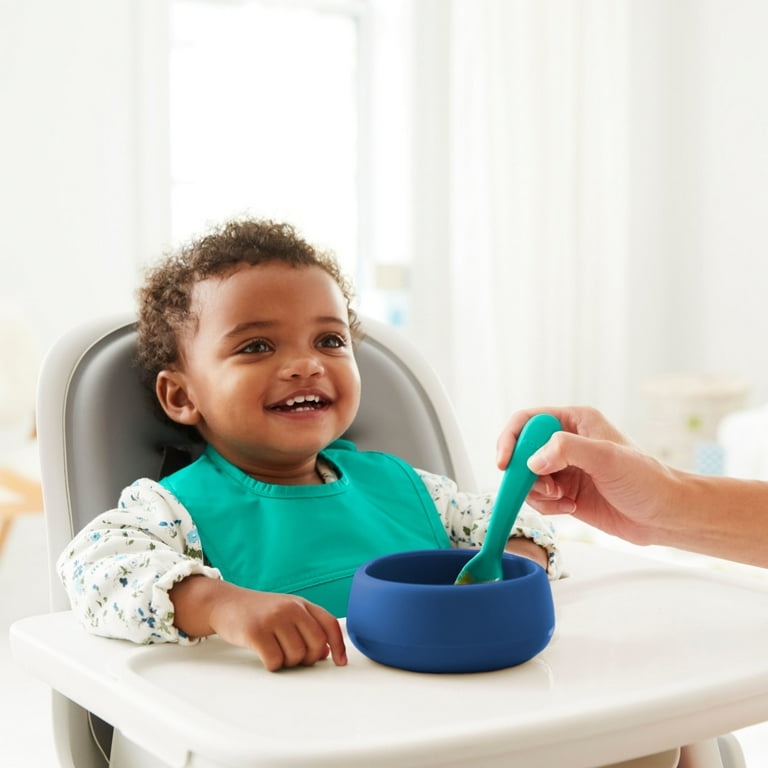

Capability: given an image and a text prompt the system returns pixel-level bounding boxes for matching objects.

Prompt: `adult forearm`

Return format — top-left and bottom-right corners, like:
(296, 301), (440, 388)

(655, 471), (768, 567)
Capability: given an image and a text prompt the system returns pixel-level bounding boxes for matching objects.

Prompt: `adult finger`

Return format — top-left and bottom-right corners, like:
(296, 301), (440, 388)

(527, 431), (631, 488)
(496, 408), (562, 469)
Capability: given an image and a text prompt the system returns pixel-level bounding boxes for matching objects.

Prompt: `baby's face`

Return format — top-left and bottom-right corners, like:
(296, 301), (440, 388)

(164, 262), (361, 482)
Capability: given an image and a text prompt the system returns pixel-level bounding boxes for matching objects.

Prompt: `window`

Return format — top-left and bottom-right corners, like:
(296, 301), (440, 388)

(169, 0), (364, 278)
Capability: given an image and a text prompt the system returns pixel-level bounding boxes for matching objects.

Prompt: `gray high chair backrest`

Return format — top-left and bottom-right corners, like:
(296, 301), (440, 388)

(36, 313), (476, 768)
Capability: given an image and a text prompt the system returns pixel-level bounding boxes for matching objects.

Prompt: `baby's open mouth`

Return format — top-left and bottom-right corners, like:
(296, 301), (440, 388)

(269, 394), (329, 413)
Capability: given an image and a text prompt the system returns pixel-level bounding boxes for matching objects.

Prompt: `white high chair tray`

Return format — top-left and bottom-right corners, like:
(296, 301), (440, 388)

(11, 541), (768, 768)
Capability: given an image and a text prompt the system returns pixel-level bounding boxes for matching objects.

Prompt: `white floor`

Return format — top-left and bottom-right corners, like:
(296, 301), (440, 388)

(3, 504), (768, 766)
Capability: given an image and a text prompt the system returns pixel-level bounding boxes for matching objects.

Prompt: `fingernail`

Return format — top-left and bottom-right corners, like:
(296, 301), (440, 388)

(528, 449), (548, 474)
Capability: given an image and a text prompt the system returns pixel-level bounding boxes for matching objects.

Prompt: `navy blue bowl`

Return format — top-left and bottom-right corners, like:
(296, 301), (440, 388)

(346, 549), (555, 673)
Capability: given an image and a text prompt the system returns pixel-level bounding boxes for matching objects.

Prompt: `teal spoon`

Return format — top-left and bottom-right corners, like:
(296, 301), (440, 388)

(454, 413), (562, 585)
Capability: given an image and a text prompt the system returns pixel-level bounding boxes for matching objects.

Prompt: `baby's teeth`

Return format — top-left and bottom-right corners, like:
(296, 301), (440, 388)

(282, 394), (320, 408)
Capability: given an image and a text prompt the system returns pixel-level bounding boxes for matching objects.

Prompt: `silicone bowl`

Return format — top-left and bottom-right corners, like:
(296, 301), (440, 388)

(346, 548), (554, 673)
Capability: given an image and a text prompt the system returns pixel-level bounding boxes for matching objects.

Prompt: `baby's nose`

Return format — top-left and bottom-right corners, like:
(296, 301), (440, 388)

(282, 352), (324, 378)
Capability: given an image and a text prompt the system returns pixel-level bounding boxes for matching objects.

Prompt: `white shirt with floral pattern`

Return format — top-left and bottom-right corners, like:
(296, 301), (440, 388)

(57, 465), (561, 646)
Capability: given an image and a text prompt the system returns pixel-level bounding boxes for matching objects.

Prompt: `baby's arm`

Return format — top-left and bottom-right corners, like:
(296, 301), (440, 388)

(56, 479), (221, 644)
(169, 576), (347, 672)
(58, 479), (347, 670)
(416, 470), (562, 579)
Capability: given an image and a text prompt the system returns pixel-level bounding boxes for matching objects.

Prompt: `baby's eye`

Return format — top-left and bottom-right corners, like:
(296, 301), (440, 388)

(316, 333), (347, 350)
(239, 339), (273, 355)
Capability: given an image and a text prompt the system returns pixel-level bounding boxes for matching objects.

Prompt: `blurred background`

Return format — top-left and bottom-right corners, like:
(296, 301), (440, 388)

(3, 0), (768, 485)
(2, 0), (768, 761)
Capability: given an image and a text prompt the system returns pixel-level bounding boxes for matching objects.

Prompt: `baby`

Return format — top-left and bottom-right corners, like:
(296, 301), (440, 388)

(58, 218), (560, 671)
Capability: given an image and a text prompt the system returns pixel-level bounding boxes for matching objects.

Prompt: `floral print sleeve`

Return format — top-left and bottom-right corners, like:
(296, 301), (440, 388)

(56, 478), (222, 645)
(415, 469), (562, 580)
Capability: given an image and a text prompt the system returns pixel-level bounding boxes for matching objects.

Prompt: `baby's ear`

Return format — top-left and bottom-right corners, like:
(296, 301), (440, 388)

(155, 370), (201, 426)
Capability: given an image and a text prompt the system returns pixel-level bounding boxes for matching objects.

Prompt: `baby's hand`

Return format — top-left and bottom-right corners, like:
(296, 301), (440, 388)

(171, 577), (347, 671)
(210, 586), (347, 671)
(504, 536), (549, 571)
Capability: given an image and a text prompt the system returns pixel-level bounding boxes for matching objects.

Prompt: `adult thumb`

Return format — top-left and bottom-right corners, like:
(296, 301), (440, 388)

(527, 432), (612, 478)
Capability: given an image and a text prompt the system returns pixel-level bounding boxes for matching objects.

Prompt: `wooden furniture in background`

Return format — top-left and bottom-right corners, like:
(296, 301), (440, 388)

(0, 467), (43, 555)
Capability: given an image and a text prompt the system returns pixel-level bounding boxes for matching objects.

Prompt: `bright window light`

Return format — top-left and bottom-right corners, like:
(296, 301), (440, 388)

(169, 0), (361, 276)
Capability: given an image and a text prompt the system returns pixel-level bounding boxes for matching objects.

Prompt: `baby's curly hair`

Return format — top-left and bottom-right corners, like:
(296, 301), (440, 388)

(136, 218), (360, 392)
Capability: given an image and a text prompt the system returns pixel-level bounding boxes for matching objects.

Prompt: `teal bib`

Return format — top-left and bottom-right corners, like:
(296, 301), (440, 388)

(160, 441), (451, 616)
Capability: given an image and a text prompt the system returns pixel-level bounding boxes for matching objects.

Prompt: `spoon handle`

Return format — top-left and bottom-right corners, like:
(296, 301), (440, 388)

(484, 414), (562, 559)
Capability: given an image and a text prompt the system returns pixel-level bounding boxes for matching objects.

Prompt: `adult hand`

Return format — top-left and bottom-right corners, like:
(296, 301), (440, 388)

(496, 407), (679, 546)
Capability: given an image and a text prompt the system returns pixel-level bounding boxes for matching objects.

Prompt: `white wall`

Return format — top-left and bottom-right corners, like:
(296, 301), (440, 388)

(625, 0), (768, 420)
(3, 0), (768, 444)
(693, 0), (768, 393)
(0, 0), (149, 357)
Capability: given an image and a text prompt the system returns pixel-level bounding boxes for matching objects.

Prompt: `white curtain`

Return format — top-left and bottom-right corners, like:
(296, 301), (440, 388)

(409, 0), (630, 488)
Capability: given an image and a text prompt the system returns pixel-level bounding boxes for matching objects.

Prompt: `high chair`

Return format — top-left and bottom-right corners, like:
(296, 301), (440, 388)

(12, 314), (761, 768)
(34, 312), (478, 767)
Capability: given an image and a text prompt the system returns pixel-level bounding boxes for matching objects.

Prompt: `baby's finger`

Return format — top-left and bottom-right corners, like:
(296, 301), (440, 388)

(274, 624), (310, 668)
(294, 616), (337, 666)
(307, 604), (347, 667)
(255, 633), (286, 672)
